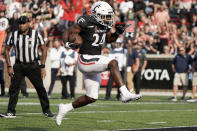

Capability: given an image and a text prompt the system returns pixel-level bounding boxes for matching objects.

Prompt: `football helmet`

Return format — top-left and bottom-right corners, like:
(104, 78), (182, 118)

(91, 1), (114, 28)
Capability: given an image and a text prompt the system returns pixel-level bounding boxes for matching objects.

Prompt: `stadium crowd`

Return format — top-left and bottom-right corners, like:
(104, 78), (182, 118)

(0, 0), (196, 54)
(0, 0), (197, 101)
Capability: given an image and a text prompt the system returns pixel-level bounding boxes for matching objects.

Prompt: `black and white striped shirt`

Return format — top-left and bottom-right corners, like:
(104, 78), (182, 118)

(6, 28), (45, 63)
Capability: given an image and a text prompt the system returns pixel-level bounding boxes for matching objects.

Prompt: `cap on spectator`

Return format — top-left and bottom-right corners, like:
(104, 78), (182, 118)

(116, 38), (123, 43)
(18, 16), (30, 24)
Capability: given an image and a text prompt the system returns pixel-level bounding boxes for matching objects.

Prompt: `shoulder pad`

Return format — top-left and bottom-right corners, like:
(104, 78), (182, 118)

(77, 16), (89, 29)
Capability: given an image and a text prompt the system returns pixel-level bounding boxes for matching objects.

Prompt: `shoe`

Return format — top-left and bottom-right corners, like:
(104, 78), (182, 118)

(169, 97), (177, 102)
(0, 112), (16, 118)
(61, 96), (69, 99)
(180, 96), (185, 101)
(23, 95), (28, 98)
(43, 111), (54, 118)
(121, 92), (142, 103)
(104, 97), (110, 100)
(56, 104), (69, 126)
(187, 97), (196, 103)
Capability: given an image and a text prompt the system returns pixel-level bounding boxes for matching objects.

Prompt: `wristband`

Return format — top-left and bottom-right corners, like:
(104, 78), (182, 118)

(40, 64), (45, 68)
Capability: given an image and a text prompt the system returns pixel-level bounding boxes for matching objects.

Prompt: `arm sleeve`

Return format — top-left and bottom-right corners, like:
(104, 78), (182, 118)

(6, 33), (14, 46)
(37, 32), (45, 46)
(77, 16), (88, 29)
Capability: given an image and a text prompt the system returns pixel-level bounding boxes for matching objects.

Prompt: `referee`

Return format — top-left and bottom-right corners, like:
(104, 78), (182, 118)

(1, 16), (53, 118)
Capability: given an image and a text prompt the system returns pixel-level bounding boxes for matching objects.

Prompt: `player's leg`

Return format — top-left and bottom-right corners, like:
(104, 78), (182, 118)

(108, 60), (124, 87)
(56, 73), (100, 126)
(78, 54), (141, 102)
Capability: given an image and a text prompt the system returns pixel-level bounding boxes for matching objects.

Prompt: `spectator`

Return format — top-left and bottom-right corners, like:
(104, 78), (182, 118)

(190, 14), (197, 29)
(146, 36), (159, 54)
(133, 43), (147, 94)
(179, 0), (192, 11)
(58, 46), (78, 99)
(187, 51), (197, 102)
(154, 4), (170, 26)
(162, 45), (171, 55)
(58, 0), (75, 33)
(126, 40), (140, 93)
(48, 39), (65, 97)
(178, 17), (189, 33)
(158, 25), (169, 54)
(52, 1), (64, 25)
(23, 0), (33, 12)
(119, 0), (134, 22)
(30, 0), (41, 19)
(6, 0), (22, 18)
(0, 0), (6, 13)
(170, 46), (193, 101)
(8, 12), (19, 32)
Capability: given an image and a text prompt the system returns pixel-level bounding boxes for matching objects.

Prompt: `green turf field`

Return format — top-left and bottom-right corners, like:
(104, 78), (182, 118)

(0, 93), (197, 131)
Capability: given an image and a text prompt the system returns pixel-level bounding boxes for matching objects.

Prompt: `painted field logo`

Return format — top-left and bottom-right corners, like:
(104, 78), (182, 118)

(141, 69), (170, 81)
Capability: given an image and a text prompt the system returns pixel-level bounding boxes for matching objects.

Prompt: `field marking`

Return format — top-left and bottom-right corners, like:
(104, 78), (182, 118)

(147, 122), (167, 124)
(97, 120), (116, 123)
(0, 102), (193, 106)
(7, 108), (197, 117)
(95, 125), (197, 131)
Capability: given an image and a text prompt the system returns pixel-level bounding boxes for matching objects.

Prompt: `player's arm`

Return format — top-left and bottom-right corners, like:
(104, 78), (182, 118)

(62, 24), (82, 49)
(5, 33), (13, 68)
(106, 24), (125, 43)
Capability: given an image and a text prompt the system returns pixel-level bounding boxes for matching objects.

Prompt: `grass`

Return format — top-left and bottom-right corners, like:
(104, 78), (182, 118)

(0, 93), (197, 131)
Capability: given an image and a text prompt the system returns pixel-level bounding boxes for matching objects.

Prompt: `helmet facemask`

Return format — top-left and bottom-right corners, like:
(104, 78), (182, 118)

(91, 1), (114, 28)
(94, 12), (114, 28)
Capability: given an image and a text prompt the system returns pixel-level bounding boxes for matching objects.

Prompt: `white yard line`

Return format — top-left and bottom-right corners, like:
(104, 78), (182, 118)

(97, 120), (116, 123)
(0, 102), (192, 106)
(147, 122), (167, 124)
(8, 109), (197, 116)
(95, 125), (197, 131)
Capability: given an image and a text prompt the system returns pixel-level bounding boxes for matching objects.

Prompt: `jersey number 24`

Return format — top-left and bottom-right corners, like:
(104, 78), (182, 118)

(92, 33), (106, 46)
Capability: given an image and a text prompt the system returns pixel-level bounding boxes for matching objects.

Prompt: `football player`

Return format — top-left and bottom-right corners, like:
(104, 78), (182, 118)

(56, 1), (142, 126)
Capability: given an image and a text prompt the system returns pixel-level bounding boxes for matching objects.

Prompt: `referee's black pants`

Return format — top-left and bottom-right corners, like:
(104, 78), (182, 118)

(8, 62), (50, 114)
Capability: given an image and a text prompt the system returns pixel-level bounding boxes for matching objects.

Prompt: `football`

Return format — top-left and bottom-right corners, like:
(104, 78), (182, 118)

(69, 33), (83, 44)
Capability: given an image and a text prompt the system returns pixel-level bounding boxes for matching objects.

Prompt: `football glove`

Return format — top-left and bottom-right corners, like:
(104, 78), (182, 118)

(115, 24), (125, 35)
(65, 42), (81, 49)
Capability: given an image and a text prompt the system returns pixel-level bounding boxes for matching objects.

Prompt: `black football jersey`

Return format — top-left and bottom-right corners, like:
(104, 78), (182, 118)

(77, 15), (110, 55)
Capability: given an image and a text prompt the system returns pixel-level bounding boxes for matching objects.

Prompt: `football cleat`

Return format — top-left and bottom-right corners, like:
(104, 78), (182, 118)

(56, 104), (69, 126)
(0, 112), (16, 118)
(121, 93), (142, 103)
